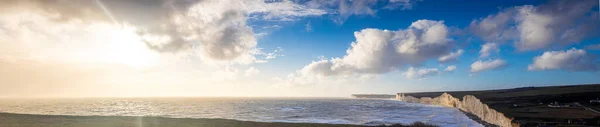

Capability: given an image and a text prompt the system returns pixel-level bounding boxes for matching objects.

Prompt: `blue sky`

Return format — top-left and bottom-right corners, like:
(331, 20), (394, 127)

(0, 0), (599, 97)
(253, 0), (600, 92)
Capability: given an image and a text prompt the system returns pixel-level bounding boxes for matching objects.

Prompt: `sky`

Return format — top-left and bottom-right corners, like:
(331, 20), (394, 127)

(0, 0), (599, 98)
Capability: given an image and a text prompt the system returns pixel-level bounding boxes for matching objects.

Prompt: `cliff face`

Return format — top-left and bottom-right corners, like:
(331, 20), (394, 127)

(396, 93), (515, 127)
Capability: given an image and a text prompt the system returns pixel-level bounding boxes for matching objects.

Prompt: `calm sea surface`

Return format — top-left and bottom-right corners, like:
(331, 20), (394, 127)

(0, 98), (482, 127)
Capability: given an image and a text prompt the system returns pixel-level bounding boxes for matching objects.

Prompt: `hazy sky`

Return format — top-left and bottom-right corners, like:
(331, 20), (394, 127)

(1, 0), (599, 97)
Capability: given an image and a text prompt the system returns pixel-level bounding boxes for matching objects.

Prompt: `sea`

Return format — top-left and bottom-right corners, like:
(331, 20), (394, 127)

(0, 98), (482, 127)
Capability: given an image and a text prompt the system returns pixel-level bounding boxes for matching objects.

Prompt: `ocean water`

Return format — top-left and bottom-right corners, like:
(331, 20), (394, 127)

(0, 98), (482, 127)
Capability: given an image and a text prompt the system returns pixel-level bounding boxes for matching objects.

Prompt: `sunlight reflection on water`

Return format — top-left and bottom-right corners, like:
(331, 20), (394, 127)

(0, 98), (482, 127)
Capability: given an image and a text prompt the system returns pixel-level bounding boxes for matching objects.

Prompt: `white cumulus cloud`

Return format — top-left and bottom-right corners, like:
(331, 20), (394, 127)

(297, 20), (454, 77)
(479, 43), (500, 58)
(470, 59), (507, 73)
(469, 8), (517, 43)
(469, 0), (599, 51)
(528, 48), (599, 71)
(404, 67), (439, 79)
(0, 0), (330, 65)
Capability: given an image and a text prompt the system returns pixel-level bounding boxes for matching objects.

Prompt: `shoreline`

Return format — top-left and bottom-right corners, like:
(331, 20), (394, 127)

(459, 110), (499, 127)
(0, 112), (437, 127)
(351, 96), (492, 126)
(396, 93), (512, 127)
(395, 84), (600, 127)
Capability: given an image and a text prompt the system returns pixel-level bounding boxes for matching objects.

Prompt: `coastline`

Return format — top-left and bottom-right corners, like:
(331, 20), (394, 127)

(0, 112), (436, 127)
(391, 98), (498, 127)
(396, 93), (513, 127)
(394, 84), (600, 127)
(460, 110), (499, 127)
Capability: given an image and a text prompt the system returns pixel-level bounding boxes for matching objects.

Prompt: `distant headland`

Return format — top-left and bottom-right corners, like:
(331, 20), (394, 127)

(351, 94), (396, 99)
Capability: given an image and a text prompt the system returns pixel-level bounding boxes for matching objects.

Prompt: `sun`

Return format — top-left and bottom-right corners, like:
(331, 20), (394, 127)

(91, 23), (160, 68)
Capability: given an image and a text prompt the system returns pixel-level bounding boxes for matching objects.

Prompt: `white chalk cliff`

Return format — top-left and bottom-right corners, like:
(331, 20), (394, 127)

(396, 93), (516, 127)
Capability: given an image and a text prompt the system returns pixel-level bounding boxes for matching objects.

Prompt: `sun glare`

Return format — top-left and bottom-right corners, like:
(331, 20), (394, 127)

(92, 24), (159, 68)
